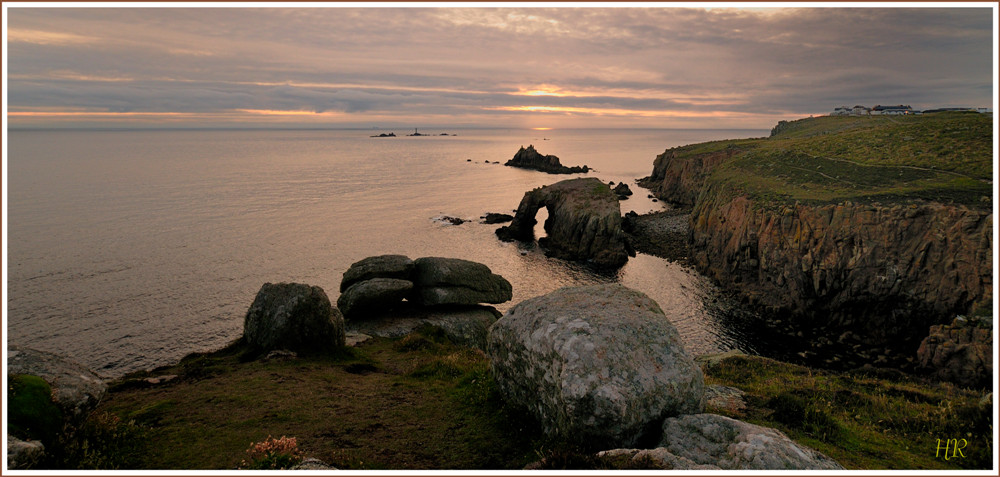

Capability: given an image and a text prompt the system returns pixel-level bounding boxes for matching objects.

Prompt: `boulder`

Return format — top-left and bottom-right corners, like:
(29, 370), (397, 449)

(346, 305), (502, 350)
(7, 435), (45, 470)
(487, 284), (705, 448)
(337, 278), (414, 320)
(596, 448), (719, 470)
(340, 254), (414, 292)
(916, 315), (992, 388)
(504, 145), (590, 174)
(612, 182), (633, 200)
(7, 346), (107, 428)
(412, 257), (512, 306)
(244, 283), (346, 352)
(656, 413), (843, 470)
(496, 178), (631, 269)
(482, 213), (515, 224)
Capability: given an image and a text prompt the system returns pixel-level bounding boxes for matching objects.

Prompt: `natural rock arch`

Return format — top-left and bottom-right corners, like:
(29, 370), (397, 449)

(496, 178), (631, 269)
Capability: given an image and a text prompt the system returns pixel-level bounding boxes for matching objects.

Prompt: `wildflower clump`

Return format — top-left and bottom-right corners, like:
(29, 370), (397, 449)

(239, 435), (303, 470)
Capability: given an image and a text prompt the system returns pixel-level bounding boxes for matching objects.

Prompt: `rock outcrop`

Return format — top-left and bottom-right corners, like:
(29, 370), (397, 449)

(7, 347), (109, 469)
(637, 145), (740, 206)
(346, 304), (501, 350)
(496, 178), (631, 269)
(340, 254), (415, 292)
(652, 413), (843, 470)
(504, 145), (590, 174)
(337, 278), (414, 318)
(337, 255), (512, 320)
(612, 182), (633, 200)
(487, 284), (705, 449)
(244, 283), (346, 352)
(690, 186), (993, 358)
(412, 257), (513, 306)
(917, 315), (993, 389)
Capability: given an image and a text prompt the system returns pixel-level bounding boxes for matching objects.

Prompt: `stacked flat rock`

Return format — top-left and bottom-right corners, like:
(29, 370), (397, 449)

(487, 284), (705, 449)
(244, 283), (346, 352)
(337, 255), (512, 320)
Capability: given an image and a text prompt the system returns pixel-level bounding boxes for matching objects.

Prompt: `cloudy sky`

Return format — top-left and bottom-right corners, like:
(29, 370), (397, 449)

(4, 4), (996, 129)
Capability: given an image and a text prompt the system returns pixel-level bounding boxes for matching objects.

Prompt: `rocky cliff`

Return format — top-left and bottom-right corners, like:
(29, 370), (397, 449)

(690, 186), (992, 351)
(641, 114), (993, 372)
(496, 177), (631, 269)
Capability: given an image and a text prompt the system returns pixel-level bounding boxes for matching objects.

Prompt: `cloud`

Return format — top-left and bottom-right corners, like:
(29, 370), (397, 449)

(5, 6), (994, 128)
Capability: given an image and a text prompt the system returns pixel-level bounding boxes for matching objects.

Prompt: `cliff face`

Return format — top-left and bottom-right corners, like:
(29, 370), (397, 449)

(689, 184), (992, 347)
(497, 178), (630, 269)
(637, 146), (740, 206)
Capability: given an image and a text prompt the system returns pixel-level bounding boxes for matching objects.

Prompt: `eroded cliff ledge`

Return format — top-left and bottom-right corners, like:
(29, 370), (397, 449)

(642, 113), (993, 371)
(496, 177), (631, 269)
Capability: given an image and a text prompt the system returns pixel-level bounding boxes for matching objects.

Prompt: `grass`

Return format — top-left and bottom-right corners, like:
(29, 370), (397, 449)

(53, 330), (995, 470)
(703, 354), (993, 470)
(697, 112), (993, 209)
(93, 329), (549, 470)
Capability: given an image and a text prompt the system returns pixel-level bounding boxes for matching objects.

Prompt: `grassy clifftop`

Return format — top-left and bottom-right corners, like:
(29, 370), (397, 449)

(705, 112), (993, 208)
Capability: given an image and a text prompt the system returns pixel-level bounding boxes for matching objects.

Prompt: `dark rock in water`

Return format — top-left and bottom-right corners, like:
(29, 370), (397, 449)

(370, 132), (396, 138)
(244, 283), (346, 352)
(917, 315), (992, 388)
(341, 254), (414, 292)
(466, 159), (472, 162)
(504, 145), (590, 174)
(613, 182), (634, 200)
(487, 284), (705, 449)
(337, 278), (415, 320)
(496, 177), (630, 269)
(438, 216), (467, 225)
(482, 212), (514, 224)
(346, 303), (502, 350)
(412, 257), (512, 306)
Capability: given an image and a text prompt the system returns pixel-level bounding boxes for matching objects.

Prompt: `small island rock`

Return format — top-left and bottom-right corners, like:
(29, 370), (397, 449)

(504, 145), (590, 174)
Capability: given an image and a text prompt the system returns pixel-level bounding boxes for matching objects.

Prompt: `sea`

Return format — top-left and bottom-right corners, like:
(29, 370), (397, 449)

(5, 127), (769, 378)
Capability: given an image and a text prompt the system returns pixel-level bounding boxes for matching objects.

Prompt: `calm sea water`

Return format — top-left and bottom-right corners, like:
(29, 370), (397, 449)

(5, 127), (767, 377)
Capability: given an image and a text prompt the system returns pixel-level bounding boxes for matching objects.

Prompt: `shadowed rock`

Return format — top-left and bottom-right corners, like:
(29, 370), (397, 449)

(340, 254), (414, 292)
(496, 177), (631, 269)
(505, 145), (590, 174)
(244, 283), (346, 351)
(487, 284), (705, 449)
(337, 278), (414, 320)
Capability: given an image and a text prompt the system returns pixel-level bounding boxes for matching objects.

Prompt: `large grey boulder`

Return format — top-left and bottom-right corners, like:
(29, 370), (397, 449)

(340, 254), (415, 292)
(337, 278), (414, 320)
(656, 414), (843, 470)
(487, 284), (704, 448)
(244, 283), (346, 351)
(8, 346), (107, 426)
(412, 257), (512, 306)
(346, 305), (501, 350)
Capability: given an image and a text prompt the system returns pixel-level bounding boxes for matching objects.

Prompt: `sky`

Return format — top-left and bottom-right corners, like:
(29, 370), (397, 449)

(3, 3), (997, 130)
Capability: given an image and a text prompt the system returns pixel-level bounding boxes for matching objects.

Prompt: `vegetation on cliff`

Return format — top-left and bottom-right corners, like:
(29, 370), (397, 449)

(713, 112), (992, 209)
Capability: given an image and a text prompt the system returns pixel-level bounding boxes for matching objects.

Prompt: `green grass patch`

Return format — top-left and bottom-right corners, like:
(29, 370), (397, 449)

(704, 354), (992, 470)
(698, 113), (993, 209)
(7, 374), (64, 444)
(94, 327), (548, 469)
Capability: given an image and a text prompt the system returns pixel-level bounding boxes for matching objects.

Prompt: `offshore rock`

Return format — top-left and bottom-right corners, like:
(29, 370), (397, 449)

(917, 315), (993, 388)
(496, 178), (630, 269)
(8, 346), (107, 428)
(656, 414), (844, 470)
(244, 283), (346, 352)
(505, 145), (590, 174)
(482, 212), (514, 224)
(412, 257), (512, 306)
(612, 182), (634, 200)
(487, 284), (705, 448)
(340, 254), (414, 292)
(337, 278), (414, 320)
